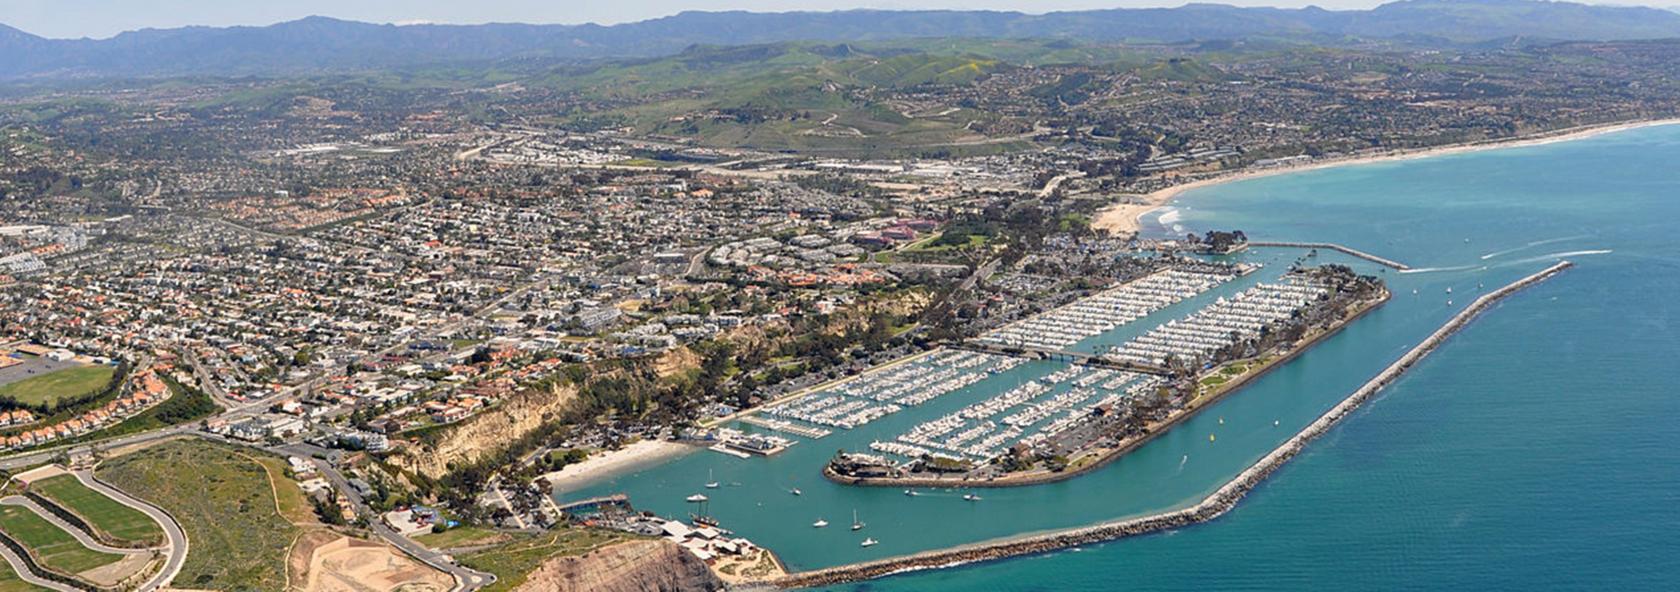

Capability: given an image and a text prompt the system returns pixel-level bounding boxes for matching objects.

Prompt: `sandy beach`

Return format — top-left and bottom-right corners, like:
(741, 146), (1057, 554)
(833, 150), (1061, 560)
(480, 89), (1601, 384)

(1092, 117), (1680, 236)
(542, 438), (695, 493)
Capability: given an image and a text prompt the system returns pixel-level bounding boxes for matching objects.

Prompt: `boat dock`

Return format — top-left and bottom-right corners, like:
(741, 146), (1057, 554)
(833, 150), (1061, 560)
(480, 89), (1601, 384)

(1248, 241), (1410, 270)
(952, 341), (1174, 376)
(738, 415), (832, 439)
(556, 493), (630, 515)
(769, 261), (1572, 589)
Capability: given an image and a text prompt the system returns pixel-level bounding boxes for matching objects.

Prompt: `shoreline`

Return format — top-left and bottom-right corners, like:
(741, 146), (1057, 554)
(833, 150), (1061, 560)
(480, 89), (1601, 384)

(770, 261), (1573, 589)
(541, 438), (695, 494)
(824, 287), (1390, 489)
(1092, 117), (1680, 236)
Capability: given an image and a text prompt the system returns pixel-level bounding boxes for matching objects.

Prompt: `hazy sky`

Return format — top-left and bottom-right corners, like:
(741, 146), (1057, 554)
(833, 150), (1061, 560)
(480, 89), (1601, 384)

(4, 0), (1670, 39)
(5, 0), (1406, 39)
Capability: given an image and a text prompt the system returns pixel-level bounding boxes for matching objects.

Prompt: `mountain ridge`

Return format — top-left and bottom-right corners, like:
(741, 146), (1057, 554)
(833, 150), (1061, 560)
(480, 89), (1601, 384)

(3, 0), (1680, 79)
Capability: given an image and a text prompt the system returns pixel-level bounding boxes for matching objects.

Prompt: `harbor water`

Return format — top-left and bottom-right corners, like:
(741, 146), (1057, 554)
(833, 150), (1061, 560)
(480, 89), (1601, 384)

(567, 124), (1680, 589)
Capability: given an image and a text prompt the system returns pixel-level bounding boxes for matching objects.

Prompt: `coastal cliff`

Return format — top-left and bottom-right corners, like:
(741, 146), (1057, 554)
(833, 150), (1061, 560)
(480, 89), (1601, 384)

(398, 380), (578, 478)
(512, 539), (723, 592)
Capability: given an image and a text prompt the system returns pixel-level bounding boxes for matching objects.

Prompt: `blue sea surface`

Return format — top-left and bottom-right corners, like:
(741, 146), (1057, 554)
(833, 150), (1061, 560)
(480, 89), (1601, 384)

(567, 124), (1680, 589)
(823, 126), (1680, 590)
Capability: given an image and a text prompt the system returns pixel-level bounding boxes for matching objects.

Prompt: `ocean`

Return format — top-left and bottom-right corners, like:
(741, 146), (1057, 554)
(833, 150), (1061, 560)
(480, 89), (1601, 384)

(568, 124), (1680, 590)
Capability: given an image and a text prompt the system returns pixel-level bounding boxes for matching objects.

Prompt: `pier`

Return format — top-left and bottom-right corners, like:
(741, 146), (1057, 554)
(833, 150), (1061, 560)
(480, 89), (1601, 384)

(770, 261), (1571, 589)
(951, 341), (1173, 375)
(555, 493), (630, 515)
(1248, 241), (1410, 270)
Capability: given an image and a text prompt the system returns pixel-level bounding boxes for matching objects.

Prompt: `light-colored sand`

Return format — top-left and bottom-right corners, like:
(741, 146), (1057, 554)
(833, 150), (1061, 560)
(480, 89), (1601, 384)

(79, 552), (155, 587)
(299, 534), (451, 592)
(542, 439), (694, 494)
(9, 464), (68, 486)
(1092, 118), (1680, 236)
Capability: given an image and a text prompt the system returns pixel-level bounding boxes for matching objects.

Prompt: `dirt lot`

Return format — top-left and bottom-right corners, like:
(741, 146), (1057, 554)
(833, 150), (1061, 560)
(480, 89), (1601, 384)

(290, 530), (452, 592)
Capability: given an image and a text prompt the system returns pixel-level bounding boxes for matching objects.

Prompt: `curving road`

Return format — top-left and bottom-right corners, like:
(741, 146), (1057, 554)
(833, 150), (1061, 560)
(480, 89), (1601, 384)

(0, 497), (140, 555)
(71, 470), (188, 592)
(0, 543), (77, 592)
(0, 474), (189, 591)
(277, 449), (497, 592)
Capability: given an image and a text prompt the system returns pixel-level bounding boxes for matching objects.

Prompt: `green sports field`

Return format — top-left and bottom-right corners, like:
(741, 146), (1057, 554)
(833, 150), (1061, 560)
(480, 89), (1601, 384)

(30, 475), (163, 547)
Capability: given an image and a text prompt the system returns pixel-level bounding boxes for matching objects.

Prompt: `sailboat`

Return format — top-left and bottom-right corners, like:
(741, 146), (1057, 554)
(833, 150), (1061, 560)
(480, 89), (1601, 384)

(705, 469), (720, 489)
(860, 538), (878, 547)
(812, 518), (828, 528)
(851, 509), (864, 531)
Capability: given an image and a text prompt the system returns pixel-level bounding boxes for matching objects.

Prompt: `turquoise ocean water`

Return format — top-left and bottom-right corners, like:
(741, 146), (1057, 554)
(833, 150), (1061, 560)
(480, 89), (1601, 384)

(567, 124), (1680, 589)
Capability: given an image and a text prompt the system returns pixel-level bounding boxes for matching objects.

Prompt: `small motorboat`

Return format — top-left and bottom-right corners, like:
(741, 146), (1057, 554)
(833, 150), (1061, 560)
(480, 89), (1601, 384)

(686, 494), (708, 503)
(860, 538), (878, 547)
(790, 488), (802, 496)
(813, 518), (828, 528)
(903, 489), (919, 497)
(962, 493), (982, 502)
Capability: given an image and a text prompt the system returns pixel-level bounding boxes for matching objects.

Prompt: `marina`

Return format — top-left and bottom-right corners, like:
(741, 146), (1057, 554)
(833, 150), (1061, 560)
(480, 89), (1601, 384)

(771, 261), (1573, 589)
(976, 265), (1247, 352)
(561, 248), (1394, 571)
(1110, 277), (1330, 367)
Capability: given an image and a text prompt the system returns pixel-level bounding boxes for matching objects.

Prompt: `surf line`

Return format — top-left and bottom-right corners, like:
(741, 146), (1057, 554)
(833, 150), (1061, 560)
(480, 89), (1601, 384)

(770, 261), (1574, 590)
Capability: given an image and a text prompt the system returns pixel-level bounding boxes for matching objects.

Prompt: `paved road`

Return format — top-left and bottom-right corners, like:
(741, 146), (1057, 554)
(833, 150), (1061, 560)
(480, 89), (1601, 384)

(279, 447), (496, 592)
(72, 470), (188, 592)
(0, 543), (77, 592)
(0, 497), (140, 555)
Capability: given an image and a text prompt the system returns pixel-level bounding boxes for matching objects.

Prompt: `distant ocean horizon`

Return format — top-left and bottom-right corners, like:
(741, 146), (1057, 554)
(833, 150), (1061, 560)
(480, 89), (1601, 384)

(804, 124), (1680, 590)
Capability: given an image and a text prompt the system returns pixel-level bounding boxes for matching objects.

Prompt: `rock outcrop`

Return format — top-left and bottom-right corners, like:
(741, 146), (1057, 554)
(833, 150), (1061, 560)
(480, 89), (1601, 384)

(399, 380), (577, 478)
(513, 539), (723, 592)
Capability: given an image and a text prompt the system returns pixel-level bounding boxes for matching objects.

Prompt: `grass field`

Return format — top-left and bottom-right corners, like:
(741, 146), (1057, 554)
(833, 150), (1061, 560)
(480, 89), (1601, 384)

(0, 505), (123, 575)
(30, 475), (164, 547)
(414, 526), (505, 550)
(0, 365), (113, 408)
(97, 440), (299, 591)
(457, 529), (631, 592)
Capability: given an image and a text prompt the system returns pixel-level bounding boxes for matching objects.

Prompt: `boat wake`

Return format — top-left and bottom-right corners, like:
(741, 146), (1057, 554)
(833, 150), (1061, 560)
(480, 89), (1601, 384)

(1479, 234), (1591, 260)
(1397, 264), (1483, 275)
(1494, 249), (1613, 267)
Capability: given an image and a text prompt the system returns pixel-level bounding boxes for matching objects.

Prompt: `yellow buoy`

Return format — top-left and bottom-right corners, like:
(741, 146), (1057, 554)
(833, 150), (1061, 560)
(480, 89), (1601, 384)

(1209, 434), (1216, 442)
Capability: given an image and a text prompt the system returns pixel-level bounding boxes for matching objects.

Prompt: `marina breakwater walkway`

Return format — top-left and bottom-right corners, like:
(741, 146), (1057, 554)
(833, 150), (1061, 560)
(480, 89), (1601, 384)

(1247, 241), (1411, 270)
(768, 261), (1572, 589)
